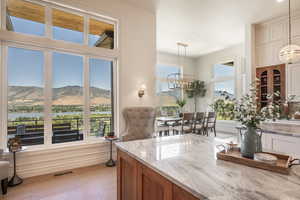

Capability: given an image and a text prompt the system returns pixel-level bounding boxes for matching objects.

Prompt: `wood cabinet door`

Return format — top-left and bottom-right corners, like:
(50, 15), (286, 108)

(173, 185), (200, 200)
(137, 164), (172, 200)
(256, 64), (286, 109)
(117, 149), (138, 200)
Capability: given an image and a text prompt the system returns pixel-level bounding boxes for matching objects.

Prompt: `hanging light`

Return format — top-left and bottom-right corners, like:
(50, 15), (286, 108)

(168, 43), (194, 89)
(279, 0), (300, 64)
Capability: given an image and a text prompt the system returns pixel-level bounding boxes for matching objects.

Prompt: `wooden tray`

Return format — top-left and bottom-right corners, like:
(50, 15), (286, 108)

(217, 148), (293, 175)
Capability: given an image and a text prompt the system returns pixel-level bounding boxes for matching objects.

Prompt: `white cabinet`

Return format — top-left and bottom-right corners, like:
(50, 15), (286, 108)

(287, 63), (300, 99)
(262, 133), (300, 158)
(255, 14), (300, 67)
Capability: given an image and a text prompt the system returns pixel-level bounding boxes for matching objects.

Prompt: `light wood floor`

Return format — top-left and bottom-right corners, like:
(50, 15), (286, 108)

(0, 165), (117, 200)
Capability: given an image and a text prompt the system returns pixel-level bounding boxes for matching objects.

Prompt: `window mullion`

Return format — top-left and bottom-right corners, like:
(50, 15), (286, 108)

(1, 0), (6, 30)
(83, 56), (90, 140)
(44, 51), (52, 145)
(112, 59), (118, 134)
(45, 6), (52, 39)
(84, 16), (89, 46)
(0, 44), (8, 150)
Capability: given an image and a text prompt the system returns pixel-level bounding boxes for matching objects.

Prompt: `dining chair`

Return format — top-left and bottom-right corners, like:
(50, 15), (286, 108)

(194, 112), (206, 135)
(156, 120), (170, 137)
(204, 112), (217, 137)
(173, 113), (194, 134)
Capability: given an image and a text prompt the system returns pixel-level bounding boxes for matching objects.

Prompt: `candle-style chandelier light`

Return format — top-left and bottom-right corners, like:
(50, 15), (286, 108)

(168, 42), (194, 90)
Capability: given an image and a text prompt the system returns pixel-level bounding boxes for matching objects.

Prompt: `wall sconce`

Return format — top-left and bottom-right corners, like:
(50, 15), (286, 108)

(138, 85), (146, 98)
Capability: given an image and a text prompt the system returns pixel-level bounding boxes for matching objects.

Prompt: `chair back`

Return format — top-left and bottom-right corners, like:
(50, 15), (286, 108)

(182, 113), (194, 121)
(122, 107), (156, 141)
(16, 124), (26, 136)
(98, 121), (106, 137)
(206, 112), (217, 124)
(195, 112), (205, 123)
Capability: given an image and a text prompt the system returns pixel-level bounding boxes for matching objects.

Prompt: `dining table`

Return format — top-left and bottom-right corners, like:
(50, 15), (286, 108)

(156, 116), (182, 125)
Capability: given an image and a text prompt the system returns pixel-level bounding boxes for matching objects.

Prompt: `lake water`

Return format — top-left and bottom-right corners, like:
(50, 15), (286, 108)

(8, 111), (111, 120)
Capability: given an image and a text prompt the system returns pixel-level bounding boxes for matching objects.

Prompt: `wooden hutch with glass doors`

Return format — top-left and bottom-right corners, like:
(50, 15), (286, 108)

(256, 64), (286, 109)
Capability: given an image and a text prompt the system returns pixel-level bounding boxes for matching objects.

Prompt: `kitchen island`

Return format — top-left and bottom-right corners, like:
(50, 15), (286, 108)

(116, 134), (300, 200)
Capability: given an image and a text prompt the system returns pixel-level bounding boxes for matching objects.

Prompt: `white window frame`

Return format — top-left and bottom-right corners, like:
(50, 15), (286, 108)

(0, 0), (119, 150)
(212, 59), (236, 100)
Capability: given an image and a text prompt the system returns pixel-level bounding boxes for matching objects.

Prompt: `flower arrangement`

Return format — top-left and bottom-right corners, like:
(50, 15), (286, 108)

(234, 83), (281, 128)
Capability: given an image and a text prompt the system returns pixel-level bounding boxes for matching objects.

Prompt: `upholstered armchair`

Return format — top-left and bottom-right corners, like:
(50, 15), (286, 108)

(122, 107), (156, 141)
(0, 149), (9, 195)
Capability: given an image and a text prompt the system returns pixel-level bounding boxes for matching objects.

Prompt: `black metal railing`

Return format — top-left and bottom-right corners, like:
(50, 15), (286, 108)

(7, 116), (113, 146)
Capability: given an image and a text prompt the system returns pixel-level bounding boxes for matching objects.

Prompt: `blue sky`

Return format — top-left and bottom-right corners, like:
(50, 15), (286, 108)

(8, 47), (44, 87)
(214, 64), (234, 78)
(214, 64), (235, 95)
(8, 16), (112, 90)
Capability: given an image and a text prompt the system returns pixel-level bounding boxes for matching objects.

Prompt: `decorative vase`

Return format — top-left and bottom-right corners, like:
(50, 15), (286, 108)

(240, 126), (262, 159)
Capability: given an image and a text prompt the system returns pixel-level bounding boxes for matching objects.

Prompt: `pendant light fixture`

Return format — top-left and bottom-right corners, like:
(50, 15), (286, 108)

(279, 0), (300, 64)
(167, 43), (194, 89)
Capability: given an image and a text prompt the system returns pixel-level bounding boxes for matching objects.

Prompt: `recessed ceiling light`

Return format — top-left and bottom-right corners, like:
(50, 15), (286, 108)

(277, 0), (285, 2)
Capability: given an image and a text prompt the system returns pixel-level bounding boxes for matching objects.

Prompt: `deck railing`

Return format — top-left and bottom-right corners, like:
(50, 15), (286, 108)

(7, 116), (113, 146)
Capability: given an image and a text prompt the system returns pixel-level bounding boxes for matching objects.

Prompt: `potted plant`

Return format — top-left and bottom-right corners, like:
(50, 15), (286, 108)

(185, 80), (206, 112)
(176, 98), (187, 117)
(234, 84), (280, 158)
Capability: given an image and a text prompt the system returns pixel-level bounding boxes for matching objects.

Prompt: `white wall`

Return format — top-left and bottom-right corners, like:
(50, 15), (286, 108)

(3, 0), (157, 178)
(195, 44), (245, 112)
(157, 51), (197, 111)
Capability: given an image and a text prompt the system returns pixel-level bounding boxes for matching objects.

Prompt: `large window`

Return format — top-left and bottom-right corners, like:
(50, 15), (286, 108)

(5, 0), (115, 49)
(156, 64), (181, 115)
(1, 0), (117, 147)
(213, 62), (235, 100)
(6, 0), (45, 36)
(52, 9), (84, 44)
(52, 52), (84, 144)
(212, 62), (235, 121)
(7, 47), (45, 146)
(89, 18), (114, 49)
(89, 58), (113, 137)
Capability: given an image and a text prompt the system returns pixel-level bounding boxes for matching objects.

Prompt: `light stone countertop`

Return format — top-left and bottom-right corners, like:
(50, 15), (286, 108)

(261, 120), (300, 137)
(116, 134), (300, 200)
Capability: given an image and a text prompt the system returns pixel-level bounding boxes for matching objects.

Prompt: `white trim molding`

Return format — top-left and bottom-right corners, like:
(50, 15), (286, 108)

(11, 140), (116, 178)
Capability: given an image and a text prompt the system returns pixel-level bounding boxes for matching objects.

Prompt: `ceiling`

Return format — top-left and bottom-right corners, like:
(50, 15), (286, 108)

(156, 0), (300, 57)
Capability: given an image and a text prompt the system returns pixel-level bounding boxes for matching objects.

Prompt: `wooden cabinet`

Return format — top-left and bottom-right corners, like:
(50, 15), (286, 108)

(256, 64), (286, 108)
(173, 185), (199, 200)
(137, 164), (172, 200)
(117, 149), (202, 200)
(117, 150), (138, 200)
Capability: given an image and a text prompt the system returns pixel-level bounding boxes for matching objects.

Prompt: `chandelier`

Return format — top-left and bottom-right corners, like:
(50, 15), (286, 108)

(168, 43), (194, 89)
(279, 0), (300, 64)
